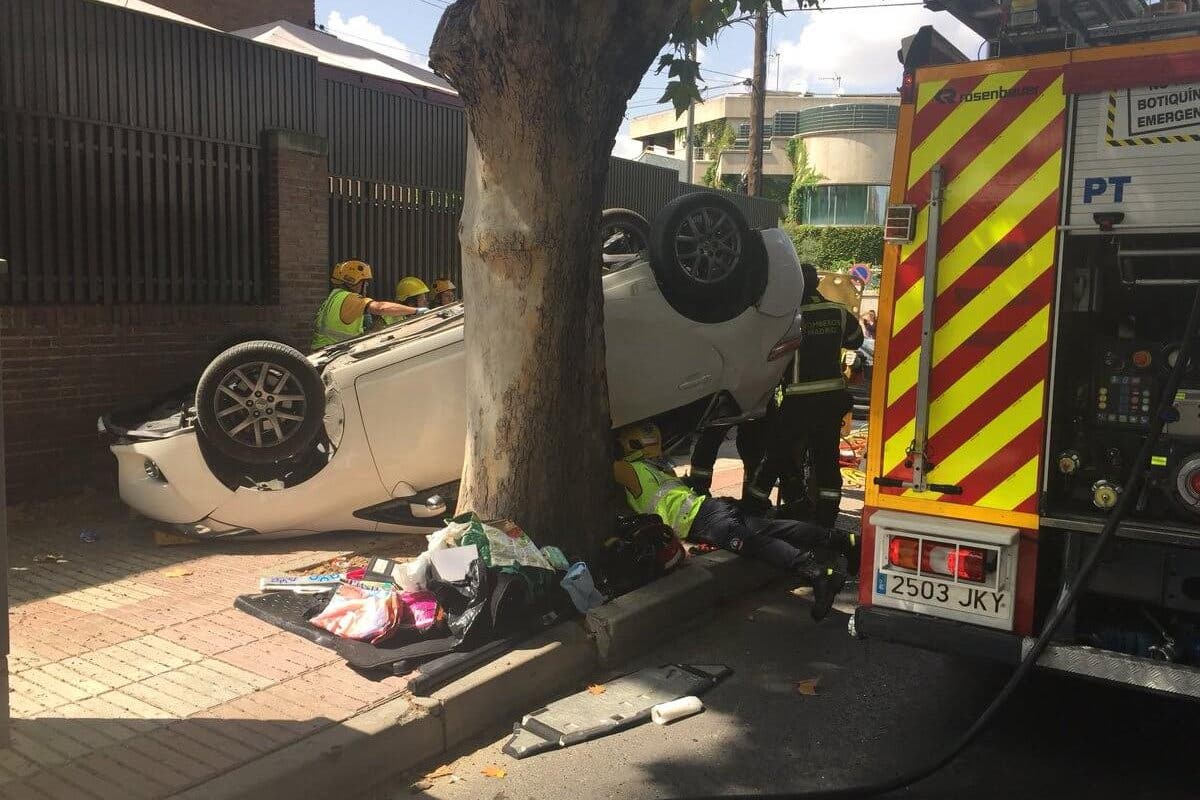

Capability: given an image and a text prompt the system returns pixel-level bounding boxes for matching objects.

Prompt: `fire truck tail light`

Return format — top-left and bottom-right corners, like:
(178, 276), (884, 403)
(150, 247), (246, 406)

(887, 536), (919, 570)
(887, 535), (992, 583)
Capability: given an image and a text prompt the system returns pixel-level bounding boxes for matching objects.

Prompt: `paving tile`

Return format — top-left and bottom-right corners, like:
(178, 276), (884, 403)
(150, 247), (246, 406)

(167, 718), (270, 760)
(151, 726), (240, 775)
(70, 752), (165, 800)
(97, 689), (173, 720)
(79, 649), (155, 683)
(19, 667), (92, 703)
(121, 734), (216, 784)
(27, 709), (127, 750)
(0, 776), (59, 800)
(0, 748), (39, 780)
(123, 678), (212, 718)
(8, 673), (73, 713)
(154, 668), (242, 708)
(20, 769), (106, 800)
(6, 730), (70, 768)
(110, 637), (195, 672)
(193, 657), (273, 691)
(72, 696), (164, 738)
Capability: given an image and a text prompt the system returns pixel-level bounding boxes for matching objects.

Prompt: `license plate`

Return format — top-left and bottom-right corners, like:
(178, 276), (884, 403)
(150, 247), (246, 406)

(876, 571), (1008, 619)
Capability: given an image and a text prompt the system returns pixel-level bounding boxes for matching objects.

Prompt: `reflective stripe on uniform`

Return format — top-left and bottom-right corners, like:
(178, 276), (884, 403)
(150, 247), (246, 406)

(818, 490), (841, 500)
(785, 377), (847, 395)
(690, 468), (713, 478)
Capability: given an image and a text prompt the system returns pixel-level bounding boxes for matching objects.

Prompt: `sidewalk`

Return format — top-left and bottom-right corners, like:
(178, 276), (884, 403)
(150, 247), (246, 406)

(2, 490), (422, 799)
(0, 443), (865, 799)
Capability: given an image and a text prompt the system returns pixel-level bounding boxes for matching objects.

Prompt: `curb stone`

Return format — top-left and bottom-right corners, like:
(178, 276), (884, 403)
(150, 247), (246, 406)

(175, 555), (780, 798)
(168, 697), (442, 800)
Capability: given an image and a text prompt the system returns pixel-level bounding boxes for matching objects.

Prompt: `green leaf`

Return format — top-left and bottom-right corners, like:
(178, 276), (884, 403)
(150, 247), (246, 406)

(659, 80), (704, 117)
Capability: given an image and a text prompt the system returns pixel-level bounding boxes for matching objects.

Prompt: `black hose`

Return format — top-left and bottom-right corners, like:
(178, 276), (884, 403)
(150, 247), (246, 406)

(698, 283), (1200, 800)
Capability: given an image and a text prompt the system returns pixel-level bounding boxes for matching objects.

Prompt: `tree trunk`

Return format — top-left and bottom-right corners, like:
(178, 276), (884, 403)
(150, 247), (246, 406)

(747, 7), (768, 197)
(430, 0), (688, 559)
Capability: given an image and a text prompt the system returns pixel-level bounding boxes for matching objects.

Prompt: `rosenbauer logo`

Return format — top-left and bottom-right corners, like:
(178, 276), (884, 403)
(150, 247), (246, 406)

(934, 84), (1038, 104)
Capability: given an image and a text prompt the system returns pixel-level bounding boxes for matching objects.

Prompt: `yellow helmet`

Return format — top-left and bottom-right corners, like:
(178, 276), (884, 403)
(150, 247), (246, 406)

(395, 276), (430, 301)
(618, 422), (662, 458)
(433, 278), (456, 294)
(331, 259), (373, 288)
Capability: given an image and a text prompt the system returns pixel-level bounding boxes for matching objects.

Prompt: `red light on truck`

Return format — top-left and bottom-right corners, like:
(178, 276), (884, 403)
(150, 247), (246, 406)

(887, 536), (919, 570)
(887, 535), (989, 583)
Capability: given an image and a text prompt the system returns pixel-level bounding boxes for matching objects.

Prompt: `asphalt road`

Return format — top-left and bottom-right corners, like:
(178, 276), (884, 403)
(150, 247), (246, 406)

(367, 581), (1200, 800)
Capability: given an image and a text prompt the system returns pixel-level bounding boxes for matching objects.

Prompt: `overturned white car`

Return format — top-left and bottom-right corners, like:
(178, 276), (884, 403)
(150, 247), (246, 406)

(102, 193), (807, 539)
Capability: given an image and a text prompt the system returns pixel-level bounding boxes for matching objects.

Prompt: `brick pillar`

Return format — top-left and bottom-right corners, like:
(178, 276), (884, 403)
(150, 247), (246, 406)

(264, 130), (330, 350)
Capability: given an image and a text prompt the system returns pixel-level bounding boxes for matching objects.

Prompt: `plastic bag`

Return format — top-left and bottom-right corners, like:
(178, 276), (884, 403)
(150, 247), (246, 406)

(310, 584), (404, 644)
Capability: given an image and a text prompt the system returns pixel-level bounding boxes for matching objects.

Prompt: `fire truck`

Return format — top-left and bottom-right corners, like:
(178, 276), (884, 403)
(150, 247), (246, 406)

(853, 4), (1200, 697)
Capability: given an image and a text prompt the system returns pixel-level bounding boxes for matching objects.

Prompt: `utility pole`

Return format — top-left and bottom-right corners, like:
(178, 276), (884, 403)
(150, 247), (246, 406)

(684, 40), (696, 184)
(747, 6), (768, 197)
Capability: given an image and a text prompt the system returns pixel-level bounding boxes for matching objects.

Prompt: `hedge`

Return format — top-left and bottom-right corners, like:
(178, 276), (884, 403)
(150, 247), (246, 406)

(783, 224), (884, 267)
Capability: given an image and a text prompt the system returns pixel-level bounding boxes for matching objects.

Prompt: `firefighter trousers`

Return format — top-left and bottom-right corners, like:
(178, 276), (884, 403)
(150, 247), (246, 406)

(689, 497), (844, 574)
(748, 389), (849, 528)
(687, 416), (769, 493)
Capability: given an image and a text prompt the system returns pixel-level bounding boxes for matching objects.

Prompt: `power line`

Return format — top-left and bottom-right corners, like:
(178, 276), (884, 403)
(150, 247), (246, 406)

(319, 26), (432, 60)
(413, 0), (449, 7)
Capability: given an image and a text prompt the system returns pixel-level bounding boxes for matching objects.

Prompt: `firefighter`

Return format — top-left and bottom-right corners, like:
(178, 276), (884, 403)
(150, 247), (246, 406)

(311, 260), (424, 350)
(377, 276), (430, 327)
(684, 409), (772, 497)
(614, 423), (851, 621)
(431, 277), (458, 307)
(746, 263), (864, 532)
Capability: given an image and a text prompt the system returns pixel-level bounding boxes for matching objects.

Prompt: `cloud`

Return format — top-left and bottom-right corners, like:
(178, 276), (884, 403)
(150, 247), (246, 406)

(324, 10), (427, 68)
(612, 129), (643, 159)
(763, 7), (982, 94)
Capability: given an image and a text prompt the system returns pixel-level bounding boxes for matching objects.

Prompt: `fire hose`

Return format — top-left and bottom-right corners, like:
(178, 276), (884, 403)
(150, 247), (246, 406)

(702, 282), (1200, 800)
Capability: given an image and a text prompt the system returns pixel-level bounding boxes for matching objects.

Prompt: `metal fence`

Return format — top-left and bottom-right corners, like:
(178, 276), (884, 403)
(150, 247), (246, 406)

(329, 177), (464, 296)
(0, 109), (262, 304)
(0, 0), (780, 308)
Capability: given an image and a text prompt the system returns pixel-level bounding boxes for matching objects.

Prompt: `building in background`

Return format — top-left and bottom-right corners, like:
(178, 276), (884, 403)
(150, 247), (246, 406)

(630, 91), (899, 226)
(134, 0), (314, 31)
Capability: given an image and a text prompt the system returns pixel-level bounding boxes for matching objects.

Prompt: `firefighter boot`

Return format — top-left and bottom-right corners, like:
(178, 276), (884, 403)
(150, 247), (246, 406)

(683, 468), (713, 495)
(798, 556), (848, 622)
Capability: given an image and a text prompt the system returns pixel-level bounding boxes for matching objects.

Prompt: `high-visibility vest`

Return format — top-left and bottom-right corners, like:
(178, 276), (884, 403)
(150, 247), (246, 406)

(623, 455), (703, 539)
(786, 300), (853, 396)
(311, 289), (364, 350)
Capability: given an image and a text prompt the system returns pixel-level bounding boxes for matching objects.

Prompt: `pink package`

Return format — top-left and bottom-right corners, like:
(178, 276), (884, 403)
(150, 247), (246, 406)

(310, 584), (403, 644)
(400, 591), (440, 632)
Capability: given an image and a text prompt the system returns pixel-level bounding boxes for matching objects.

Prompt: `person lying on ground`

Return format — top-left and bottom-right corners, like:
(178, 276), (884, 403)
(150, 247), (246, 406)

(612, 422), (851, 620)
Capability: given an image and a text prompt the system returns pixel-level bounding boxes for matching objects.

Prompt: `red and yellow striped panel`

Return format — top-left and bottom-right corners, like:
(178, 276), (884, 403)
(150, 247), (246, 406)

(876, 66), (1067, 520)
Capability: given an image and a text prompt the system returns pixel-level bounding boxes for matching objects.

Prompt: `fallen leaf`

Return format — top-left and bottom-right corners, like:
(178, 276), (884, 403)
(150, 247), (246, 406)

(163, 568), (193, 578)
(424, 764), (454, 780)
(796, 677), (820, 696)
(587, 684), (606, 695)
(410, 779), (433, 792)
(481, 765), (507, 779)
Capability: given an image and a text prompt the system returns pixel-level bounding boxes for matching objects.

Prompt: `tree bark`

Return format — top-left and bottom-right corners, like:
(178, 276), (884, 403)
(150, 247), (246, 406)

(747, 7), (768, 197)
(430, 0), (688, 559)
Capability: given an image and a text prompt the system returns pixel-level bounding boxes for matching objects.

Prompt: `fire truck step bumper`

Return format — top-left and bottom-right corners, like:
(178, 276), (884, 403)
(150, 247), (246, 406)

(853, 606), (1022, 663)
(1023, 641), (1200, 699)
(855, 607), (1200, 699)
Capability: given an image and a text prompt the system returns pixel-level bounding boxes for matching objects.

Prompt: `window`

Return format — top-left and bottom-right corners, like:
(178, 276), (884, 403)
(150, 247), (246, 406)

(804, 184), (890, 226)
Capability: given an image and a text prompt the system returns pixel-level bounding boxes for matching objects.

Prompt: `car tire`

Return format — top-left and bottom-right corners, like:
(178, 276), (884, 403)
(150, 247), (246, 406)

(649, 191), (767, 324)
(194, 341), (326, 466)
(600, 208), (651, 271)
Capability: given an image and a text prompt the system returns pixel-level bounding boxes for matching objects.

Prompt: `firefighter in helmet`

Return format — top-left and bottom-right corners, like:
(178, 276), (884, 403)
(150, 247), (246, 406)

(745, 263), (864, 543)
(377, 276), (430, 327)
(431, 277), (457, 307)
(311, 260), (424, 351)
(614, 422), (851, 621)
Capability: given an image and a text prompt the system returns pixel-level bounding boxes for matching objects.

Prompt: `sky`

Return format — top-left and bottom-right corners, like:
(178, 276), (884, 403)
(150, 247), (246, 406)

(313, 1), (983, 158)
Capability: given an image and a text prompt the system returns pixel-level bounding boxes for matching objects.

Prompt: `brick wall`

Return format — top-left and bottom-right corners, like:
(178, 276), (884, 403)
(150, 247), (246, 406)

(0, 130), (330, 503)
(150, 0), (314, 31)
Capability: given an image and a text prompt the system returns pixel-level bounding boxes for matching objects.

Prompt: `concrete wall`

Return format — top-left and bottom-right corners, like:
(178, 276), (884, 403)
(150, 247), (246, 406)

(801, 130), (896, 186)
(0, 131), (329, 503)
(150, 0), (314, 30)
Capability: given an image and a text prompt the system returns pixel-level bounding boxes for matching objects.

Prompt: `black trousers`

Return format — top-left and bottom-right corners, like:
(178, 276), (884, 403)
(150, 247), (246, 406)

(749, 389), (849, 528)
(689, 497), (838, 574)
(688, 416), (769, 491)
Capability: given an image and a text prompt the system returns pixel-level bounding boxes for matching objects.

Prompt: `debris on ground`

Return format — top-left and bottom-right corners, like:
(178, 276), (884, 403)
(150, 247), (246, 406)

(163, 567), (193, 578)
(32, 553), (67, 564)
(78, 529), (98, 543)
(587, 683), (607, 695)
(481, 765), (507, 778)
(502, 664), (732, 758)
(795, 677), (821, 696)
